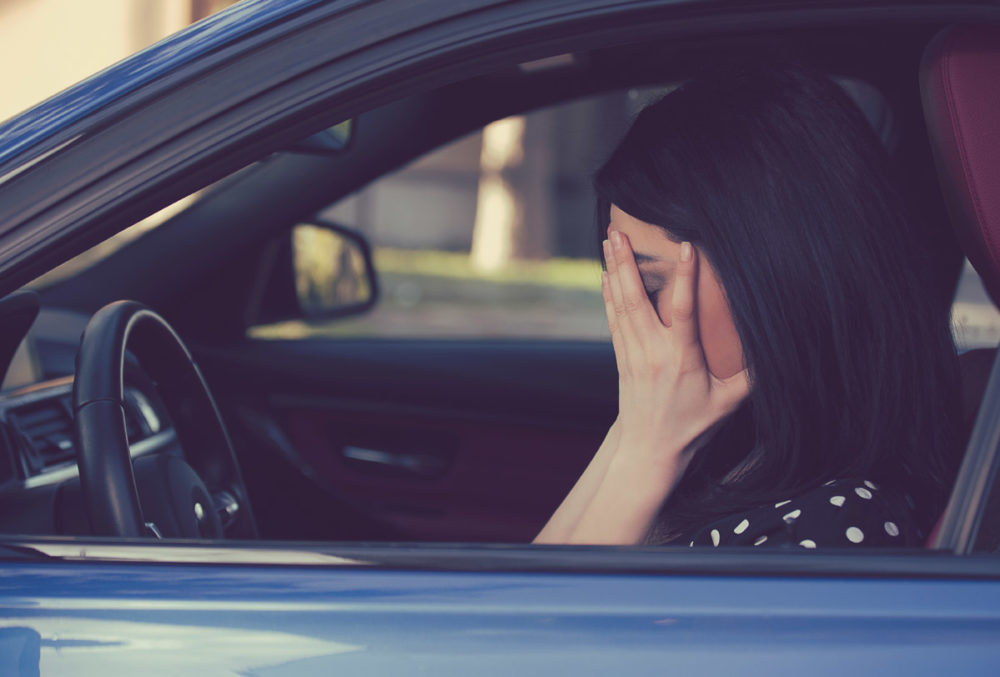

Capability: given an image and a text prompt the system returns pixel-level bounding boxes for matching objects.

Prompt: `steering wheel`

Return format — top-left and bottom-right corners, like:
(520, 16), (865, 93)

(73, 301), (256, 539)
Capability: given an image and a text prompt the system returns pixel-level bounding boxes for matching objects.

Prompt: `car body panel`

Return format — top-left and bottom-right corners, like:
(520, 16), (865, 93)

(1, 555), (1000, 674)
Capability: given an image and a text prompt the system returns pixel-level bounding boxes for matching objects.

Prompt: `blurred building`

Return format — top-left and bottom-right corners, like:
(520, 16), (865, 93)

(0, 0), (232, 124)
(326, 91), (640, 266)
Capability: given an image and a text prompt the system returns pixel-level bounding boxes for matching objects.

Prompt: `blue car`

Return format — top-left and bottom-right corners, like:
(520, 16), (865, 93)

(1, 0), (999, 673)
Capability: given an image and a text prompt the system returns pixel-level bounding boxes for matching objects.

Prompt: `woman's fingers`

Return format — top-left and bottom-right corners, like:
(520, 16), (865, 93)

(601, 270), (616, 335)
(610, 232), (661, 336)
(605, 233), (662, 376)
(603, 239), (629, 363)
(603, 237), (637, 370)
(669, 241), (700, 350)
(601, 269), (628, 375)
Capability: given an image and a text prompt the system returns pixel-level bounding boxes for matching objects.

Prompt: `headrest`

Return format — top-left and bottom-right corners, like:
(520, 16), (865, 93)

(921, 25), (1000, 307)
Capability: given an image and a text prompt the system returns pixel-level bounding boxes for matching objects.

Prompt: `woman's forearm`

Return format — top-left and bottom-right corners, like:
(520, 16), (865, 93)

(565, 443), (687, 545)
(533, 419), (620, 544)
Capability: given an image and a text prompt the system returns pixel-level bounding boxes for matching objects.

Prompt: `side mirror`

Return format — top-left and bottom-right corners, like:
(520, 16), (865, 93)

(292, 222), (376, 317)
(249, 221), (378, 327)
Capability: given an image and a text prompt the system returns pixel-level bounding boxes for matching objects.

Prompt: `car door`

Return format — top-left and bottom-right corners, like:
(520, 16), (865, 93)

(195, 337), (617, 542)
(3, 541), (1000, 675)
(2, 1), (1000, 674)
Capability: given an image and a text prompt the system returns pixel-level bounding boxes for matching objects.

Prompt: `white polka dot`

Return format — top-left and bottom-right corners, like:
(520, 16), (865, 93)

(799, 539), (817, 549)
(711, 529), (720, 546)
(884, 521), (899, 537)
(846, 527), (864, 543)
(783, 509), (801, 522)
(855, 487), (872, 500)
(829, 495), (845, 507)
(753, 535), (767, 546)
(775, 499), (791, 508)
(689, 541), (695, 547)
(734, 519), (750, 535)
(864, 480), (878, 490)
(823, 479), (836, 487)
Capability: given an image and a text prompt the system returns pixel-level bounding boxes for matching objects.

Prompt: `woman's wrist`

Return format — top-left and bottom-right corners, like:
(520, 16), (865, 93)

(613, 433), (691, 486)
(608, 443), (685, 513)
(565, 450), (682, 545)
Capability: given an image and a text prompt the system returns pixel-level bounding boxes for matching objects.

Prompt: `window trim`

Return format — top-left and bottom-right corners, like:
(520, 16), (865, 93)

(3, 537), (1000, 579)
(932, 349), (1000, 554)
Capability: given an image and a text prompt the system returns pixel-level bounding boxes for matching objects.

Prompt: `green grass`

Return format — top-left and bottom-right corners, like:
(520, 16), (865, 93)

(250, 247), (608, 340)
(373, 247), (602, 290)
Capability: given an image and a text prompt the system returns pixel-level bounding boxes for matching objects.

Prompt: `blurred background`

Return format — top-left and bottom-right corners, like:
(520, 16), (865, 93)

(3, 0), (998, 348)
(0, 0), (234, 123)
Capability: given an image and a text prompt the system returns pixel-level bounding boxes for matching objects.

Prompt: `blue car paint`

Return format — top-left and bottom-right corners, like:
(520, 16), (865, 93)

(1, 560), (999, 674)
(0, 0), (336, 170)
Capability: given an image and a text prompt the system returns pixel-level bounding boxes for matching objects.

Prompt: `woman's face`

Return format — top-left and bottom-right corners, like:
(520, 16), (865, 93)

(607, 205), (744, 379)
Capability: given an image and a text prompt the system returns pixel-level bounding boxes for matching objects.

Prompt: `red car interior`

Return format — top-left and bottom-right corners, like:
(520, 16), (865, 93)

(921, 23), (1000, 547)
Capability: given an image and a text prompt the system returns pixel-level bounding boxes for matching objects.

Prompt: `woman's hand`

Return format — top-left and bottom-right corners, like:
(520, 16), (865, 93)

(545, 231), (750, 545)
(602, 231), (749, 483)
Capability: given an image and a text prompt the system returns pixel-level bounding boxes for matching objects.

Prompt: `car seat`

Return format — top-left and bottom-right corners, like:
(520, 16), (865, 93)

(921, 23), (1000, 550)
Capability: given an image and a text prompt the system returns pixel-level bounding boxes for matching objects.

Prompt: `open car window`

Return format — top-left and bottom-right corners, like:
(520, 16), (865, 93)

(248, 80), (903, 344)
(250, 90), (652, 341)
(3, 74), (995, 555)
(0, 1), (996, 576)
(953, 259), (1000, 352)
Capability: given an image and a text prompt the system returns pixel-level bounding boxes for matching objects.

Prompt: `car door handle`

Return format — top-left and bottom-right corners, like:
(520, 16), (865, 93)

(341, 445), (450, 478)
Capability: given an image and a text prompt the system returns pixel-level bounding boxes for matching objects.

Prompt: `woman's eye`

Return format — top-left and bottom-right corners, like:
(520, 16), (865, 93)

(641, 274), (666, 305)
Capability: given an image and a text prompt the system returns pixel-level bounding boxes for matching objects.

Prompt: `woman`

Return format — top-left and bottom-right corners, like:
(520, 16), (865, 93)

(535, 64), (962, 548)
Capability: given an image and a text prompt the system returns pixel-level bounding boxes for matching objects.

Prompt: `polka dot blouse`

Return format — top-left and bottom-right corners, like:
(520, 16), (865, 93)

(685, 478), (923, 548)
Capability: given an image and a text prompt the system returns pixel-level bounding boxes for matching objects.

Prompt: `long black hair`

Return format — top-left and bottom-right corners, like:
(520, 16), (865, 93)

(594, 64), (961, 542)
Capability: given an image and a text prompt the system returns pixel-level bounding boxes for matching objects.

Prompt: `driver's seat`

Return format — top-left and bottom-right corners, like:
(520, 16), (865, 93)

(921, 23), (1000, 548)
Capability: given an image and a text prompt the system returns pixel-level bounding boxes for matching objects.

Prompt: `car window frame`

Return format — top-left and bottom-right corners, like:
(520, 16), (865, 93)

(3, 536), (1000, 579)
(932, 349), (1000, 553)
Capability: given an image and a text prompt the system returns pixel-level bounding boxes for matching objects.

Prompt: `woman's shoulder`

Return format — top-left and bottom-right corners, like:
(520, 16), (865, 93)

(686, 478), (923, 549)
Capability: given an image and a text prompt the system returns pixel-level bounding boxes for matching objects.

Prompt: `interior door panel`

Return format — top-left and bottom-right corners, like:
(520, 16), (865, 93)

(196, 338), (618, 542)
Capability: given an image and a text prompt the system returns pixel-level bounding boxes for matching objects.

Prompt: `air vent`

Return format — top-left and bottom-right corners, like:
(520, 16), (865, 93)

(6, 387), (167, 478)
(9, 397), (74, 470)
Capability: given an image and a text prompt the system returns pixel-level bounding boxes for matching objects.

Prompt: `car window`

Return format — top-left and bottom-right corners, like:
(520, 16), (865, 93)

(249, 79), (900, 342)
(250, 89), (671, 341)
(952, 259), (1000, 352)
